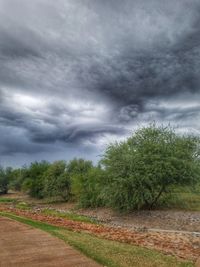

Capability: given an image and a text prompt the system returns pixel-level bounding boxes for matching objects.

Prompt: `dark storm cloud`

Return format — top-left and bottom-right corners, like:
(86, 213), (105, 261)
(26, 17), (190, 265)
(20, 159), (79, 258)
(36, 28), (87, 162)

(0, 0), (200, 165)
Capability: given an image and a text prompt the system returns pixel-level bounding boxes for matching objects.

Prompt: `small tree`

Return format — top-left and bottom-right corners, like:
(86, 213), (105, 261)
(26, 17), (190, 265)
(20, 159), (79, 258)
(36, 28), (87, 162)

(68, 158), (93, 201)
(67, 159), (106, 207)
(43, 161), (71, 201)
(102, 124), (200, 211)
(72, 166), (105, 207)
(0, 167), (14, 194)
(21, 161), (50, 198)
(0, 167), (8, 194)
(8, 168), (24, 191)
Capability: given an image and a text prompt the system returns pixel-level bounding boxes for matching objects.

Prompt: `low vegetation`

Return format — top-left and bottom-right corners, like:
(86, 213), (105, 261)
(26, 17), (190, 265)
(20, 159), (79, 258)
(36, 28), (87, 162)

(1, 124), (200, 212)
(159, 185), (200, 211)
(0, 212), (194, 267)
(41, 209), (97, 224)
(0, 197), (16, 203)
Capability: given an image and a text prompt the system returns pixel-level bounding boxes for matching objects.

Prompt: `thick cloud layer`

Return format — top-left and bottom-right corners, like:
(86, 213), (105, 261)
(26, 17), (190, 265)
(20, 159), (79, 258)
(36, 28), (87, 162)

(0, 0), (200, 166)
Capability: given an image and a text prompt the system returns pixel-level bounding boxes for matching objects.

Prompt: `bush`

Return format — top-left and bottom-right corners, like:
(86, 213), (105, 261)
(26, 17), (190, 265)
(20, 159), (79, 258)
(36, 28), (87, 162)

(68, 158), (93, 200)
(72, 166), (105, 207)
(22, 161), (50, 199)
(0, 167), (13, 194)
(43, 161), (71, 201)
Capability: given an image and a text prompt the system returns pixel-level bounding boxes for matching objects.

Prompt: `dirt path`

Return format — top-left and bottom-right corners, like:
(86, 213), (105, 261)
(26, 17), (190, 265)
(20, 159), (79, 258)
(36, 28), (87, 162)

(0, 217), (101, 267)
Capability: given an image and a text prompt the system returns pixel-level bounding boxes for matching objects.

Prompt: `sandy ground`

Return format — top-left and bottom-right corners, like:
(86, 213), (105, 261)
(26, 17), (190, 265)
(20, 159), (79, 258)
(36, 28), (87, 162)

(0, 216), (101, 267)
(196, 258), (200, 267)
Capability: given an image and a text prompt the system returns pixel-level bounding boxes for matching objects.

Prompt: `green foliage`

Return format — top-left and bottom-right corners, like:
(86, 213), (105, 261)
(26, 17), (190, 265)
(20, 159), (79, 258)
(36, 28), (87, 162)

(15, 201), (31, 210)
(22, 161), (50, 198)
(43, 161), (71, 201)
(0, 197), (16, 203)
(67, 158), (93, 177)
(41, 209), (97, 224)
(101, 124), (200, 211)
(8, 168), (25, 191)
(0, 167), (13, 194)
(72, 166), (105, 207)
(67, 158), (105, 207)
(69, 159), (92, 198)
(159, 185), (200, 211)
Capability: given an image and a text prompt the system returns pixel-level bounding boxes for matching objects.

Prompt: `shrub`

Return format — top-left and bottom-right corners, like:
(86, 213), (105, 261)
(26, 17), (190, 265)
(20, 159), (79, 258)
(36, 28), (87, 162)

(43, 161), (71, 201)
(72, 166), (105, 207)
(22, 161), (50, 198)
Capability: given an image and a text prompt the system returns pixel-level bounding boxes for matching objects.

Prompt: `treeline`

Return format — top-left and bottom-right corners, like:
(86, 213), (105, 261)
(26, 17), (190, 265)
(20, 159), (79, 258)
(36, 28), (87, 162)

(0, 159), (104, 207)
(1, 125), (200, 211)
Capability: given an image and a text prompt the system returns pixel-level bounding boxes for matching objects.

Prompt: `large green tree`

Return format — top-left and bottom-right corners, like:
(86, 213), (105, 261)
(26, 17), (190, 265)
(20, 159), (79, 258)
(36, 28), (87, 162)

(101, 125), (200, 211)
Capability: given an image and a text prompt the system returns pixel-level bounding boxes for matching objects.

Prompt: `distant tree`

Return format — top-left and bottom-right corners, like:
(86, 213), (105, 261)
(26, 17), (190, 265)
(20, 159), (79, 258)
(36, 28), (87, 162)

(68, 158), (93, 200)
(101, 124), (200, 211)
(21, 161), (50, 198)
(8, 168), (25, 191)
(67, 158), (93, 176)
(43, 161), (70, 201)
(0, 166), (14, 194)
(72, 165), (105, 207)
(0, 167), (8, 194)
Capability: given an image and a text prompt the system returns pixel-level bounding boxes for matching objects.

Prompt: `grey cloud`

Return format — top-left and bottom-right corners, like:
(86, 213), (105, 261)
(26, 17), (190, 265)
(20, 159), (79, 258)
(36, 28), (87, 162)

(0, 0), (200, 165)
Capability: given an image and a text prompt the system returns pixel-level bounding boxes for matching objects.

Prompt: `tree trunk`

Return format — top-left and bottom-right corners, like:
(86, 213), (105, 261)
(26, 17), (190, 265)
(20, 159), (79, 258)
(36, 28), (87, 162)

(149, 186), (165, 209)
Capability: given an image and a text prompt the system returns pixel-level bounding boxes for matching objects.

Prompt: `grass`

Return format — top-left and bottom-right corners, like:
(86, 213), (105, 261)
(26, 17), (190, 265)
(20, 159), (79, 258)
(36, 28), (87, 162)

(0, 212), (194, 267)
(15, 201), (31, 210)
(166, 192), (200, 211)
(159, 185), (200, 211)
(41, 208), (97, 224)
(0, 197), (16, 203)
(0, 197), (31, 210)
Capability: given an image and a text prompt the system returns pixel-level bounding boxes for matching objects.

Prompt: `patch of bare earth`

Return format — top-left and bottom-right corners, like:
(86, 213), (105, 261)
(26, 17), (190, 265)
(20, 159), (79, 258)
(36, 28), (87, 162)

(196, 257), (200, 267)
(0, 216), (101, 267)
(72, 207), (200, 233)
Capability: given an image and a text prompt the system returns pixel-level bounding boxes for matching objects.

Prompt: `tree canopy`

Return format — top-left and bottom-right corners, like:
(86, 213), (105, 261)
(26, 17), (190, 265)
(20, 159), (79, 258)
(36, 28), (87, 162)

(101, 125), (200, 210)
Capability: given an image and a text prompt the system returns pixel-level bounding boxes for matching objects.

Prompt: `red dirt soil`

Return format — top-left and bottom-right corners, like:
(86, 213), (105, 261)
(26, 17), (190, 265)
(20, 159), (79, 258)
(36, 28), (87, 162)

(0, 216), (101, 267)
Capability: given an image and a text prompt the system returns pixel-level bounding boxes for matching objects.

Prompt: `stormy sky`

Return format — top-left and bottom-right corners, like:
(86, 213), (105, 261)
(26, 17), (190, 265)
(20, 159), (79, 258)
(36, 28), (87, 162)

(0, 0), (200, 166)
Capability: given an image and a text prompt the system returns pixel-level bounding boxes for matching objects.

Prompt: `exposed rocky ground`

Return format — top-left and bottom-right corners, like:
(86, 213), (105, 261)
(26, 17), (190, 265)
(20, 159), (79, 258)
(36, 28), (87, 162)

(76, 208), (200, 233)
